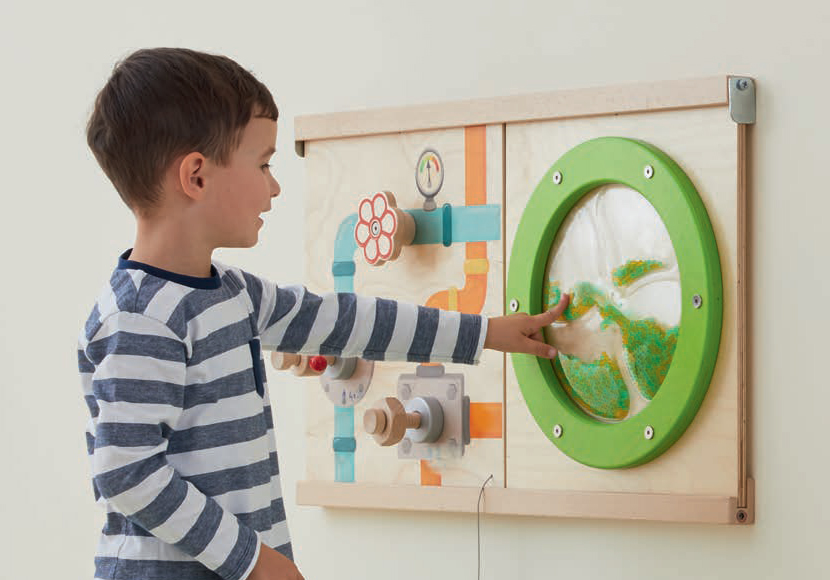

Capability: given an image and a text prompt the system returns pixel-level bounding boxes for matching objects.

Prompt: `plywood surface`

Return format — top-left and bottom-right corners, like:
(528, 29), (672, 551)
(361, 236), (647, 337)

(304, 125), (505, 488)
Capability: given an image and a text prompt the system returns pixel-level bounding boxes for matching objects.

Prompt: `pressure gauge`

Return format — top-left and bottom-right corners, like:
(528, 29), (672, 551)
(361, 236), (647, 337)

(415, 149), (444, 210)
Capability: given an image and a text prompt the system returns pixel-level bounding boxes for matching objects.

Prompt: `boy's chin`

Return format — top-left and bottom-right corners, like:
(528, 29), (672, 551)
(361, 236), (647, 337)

(217, 235), (259, 250)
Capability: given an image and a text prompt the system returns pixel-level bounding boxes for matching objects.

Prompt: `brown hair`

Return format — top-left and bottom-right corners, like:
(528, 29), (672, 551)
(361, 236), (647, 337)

(87, 48), (279, 215)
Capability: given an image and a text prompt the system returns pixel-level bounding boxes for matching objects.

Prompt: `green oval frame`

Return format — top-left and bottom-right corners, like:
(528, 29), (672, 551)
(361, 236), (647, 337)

(507, 137), (723, 469)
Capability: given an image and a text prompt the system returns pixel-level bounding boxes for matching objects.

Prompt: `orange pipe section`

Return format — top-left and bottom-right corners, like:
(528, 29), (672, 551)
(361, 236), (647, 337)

(420, 126), (503, 486)
(420, 460), (442, 486)
(425, 125), (488, 316)
(469, 403), (503, 438)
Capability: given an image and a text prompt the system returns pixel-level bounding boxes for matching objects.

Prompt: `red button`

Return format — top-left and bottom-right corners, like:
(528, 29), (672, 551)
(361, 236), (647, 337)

(309, 356), (328, 372)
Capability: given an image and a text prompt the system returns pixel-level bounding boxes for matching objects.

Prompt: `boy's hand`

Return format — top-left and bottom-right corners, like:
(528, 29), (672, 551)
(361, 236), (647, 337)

(249, 544), (304, 580)
(484, 294), (570, 359)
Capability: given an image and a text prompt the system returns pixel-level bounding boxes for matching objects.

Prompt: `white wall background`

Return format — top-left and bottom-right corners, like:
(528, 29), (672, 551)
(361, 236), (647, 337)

(1, 1), (827, 578)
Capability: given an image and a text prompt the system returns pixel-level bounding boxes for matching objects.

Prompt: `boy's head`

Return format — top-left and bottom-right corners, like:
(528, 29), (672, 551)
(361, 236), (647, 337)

(87, 48), (280, 239)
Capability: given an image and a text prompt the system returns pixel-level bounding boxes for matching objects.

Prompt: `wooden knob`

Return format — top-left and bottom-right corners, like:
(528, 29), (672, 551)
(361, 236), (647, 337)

(271, 352), (301, 371)
(354, 191), (416, 266)
(270, 352), (335, 377)
(363, 408), (387, 435)
(363, 397), (421, 446)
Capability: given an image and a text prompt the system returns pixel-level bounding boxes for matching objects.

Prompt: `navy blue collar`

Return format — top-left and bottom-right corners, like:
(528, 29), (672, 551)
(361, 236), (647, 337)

(117, 249), (221, 290)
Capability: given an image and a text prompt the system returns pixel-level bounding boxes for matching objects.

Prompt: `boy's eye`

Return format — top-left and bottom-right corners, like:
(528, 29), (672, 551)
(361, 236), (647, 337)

(261, 163), (271, 171)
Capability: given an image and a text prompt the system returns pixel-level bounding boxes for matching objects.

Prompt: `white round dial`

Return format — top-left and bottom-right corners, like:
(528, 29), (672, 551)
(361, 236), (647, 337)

(416, 149), (444, 199)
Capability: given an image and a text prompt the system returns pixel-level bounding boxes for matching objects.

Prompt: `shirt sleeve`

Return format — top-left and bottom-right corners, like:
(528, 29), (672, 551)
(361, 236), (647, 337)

(235, 270), (488, 365)
(83, 311), (261, 580)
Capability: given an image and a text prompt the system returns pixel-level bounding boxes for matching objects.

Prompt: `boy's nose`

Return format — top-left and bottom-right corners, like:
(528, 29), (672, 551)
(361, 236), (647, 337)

(271, 179), (281, 198)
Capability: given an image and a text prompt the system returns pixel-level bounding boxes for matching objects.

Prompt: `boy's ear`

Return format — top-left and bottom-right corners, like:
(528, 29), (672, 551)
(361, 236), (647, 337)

(178, 152), (208, 201)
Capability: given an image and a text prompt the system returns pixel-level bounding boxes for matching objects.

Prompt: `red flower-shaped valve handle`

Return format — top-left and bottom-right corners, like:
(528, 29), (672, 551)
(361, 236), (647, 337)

(354, 191), (416, 266)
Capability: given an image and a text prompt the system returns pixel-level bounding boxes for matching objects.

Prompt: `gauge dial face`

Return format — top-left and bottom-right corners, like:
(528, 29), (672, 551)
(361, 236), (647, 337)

(324, 381), (367, 407)
(416, 149), (444, 198)
(321, 358), (374, 408)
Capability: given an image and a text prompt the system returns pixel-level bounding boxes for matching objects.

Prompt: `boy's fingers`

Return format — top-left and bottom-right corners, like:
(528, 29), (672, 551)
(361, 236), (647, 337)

(533, 293), (570, 327)
(527, 337), (557, 359)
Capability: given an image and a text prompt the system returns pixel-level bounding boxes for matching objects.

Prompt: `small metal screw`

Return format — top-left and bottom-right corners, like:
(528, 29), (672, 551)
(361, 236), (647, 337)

(736, 79), (749, 91)
(644, 165), (654, 179)
(447, 384), (458, 400)
(736, 510), (748, 522)
(553, 424), (563, 438)
(400, 438), (412, 454)
(644, 426), (654, 440)
(693, 294), (703, 309)
(552, 171), (563, 185)
(509, 299), (519, 312)
(400, 384), (412, 400)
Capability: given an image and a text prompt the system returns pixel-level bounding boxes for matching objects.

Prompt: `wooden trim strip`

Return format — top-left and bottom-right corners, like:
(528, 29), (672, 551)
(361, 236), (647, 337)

(297, 481), (749, 524)
(295, 77), (728, 144)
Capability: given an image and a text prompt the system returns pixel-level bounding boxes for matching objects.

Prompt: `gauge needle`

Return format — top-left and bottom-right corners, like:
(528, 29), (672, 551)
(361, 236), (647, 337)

(426, 160), (432, 187)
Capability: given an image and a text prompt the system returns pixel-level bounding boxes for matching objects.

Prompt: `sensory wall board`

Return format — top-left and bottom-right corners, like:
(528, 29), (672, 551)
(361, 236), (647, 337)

(282, 76), (754, 525)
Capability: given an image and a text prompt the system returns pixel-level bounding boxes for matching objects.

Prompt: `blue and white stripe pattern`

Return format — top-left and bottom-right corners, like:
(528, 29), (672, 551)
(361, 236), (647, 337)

(78, 250), (487, 580)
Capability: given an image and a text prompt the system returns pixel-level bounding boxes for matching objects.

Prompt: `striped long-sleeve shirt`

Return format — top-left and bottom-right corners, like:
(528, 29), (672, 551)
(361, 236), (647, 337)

(77, 250), (488, 580)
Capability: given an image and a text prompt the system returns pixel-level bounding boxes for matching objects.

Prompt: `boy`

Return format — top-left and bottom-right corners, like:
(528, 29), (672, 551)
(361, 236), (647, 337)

(78, 47), (569, 580)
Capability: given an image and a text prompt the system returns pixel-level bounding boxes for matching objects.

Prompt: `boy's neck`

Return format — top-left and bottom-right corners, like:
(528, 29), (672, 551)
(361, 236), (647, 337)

(129, 215), (214, 278)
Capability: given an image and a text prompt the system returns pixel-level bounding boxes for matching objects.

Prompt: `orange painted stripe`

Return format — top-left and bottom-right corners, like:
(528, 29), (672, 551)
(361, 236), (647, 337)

(420, 460), (442, 486)
(464, 125), (487, 207)
(466, 241), (487, 260)
(469, 403), (503, 438)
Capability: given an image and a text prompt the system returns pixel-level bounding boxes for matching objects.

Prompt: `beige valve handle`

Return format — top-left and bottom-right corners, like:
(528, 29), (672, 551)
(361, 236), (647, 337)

(363, 397), (421, 446)
(354, 191), (416, 266)
(270, 352), (335, 377)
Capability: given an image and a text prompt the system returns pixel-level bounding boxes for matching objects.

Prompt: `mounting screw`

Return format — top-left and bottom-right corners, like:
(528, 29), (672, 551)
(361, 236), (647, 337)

(736, 509), (748, 523)
(644, 426), (654, 440)
(509, 298), (519, 312)
(552, 171), (563, 185)
(693, 294), (703, 309)
(400, 438), (412, 454)
(447, 384), (458, 400)
(553, 424), (563, 438)
(644, 165), (654, 179)
(736, 79), (749, 91)
(400, 384), (412, 400)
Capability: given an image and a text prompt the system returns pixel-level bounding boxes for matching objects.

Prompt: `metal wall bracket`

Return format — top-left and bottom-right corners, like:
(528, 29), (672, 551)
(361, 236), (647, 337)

(728, 77), (756, 124)
(295, 139), (306, 158)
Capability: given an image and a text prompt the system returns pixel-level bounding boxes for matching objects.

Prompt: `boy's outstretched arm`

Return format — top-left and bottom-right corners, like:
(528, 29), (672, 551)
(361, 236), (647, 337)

(242, 276), (485, 365)
(484, 294), (570, 358)
(237, 267), (567, 363)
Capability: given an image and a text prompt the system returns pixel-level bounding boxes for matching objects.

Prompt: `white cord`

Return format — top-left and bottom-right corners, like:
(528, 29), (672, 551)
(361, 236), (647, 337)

(477, 474), (494, 580)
